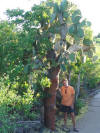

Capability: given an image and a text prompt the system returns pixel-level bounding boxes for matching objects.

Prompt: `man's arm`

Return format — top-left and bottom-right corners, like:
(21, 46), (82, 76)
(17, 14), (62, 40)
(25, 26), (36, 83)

(71, 94), (75, 108)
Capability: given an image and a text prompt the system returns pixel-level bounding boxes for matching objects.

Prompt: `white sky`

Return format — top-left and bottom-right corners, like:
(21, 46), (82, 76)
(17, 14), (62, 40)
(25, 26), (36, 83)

(0, 0), (41, 19)
(71, 0), (100, 35)
(0, 0), (100, 35)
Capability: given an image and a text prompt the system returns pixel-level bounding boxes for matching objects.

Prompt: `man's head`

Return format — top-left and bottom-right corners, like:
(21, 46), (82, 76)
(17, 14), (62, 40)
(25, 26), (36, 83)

(62, 79), (68, 86)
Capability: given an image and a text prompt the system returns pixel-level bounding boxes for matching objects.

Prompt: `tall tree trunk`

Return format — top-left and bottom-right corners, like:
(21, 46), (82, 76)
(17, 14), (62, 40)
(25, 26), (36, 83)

(76, 73), (80, 100)
(44, 66), (60, 130)
(68, 69), (71, 84)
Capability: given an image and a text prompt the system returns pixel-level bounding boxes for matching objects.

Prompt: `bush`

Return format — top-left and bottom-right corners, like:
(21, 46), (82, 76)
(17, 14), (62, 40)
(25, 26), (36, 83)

(0, 77), (39, 132)
(75, 98), (85, 114)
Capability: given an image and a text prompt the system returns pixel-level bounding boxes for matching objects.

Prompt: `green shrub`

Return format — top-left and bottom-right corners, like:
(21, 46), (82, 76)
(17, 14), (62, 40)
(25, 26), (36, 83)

(0, 77), (39, 132)
(75, 98), (85, 114)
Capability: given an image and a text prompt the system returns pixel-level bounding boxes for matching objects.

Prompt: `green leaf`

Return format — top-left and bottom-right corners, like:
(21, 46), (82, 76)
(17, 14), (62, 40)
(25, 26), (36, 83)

(60, 64), (66, 71)
(72, 9), (81, 17)
(72, 15), (81, 24)
(33, 64), (40, 69)
(50, 12), (57, 23)
(68, 25), (75, 34)
(83, 39), (93, 45)
(64, 57), (68, 65)
(74, 35), (80, 41)
(58, 56), (63, 63)
(54, 3), (59, 13)
(24, 64), (29, 74)
(87, 50), (93, 58)
(14, 18), (24, 24)
(6, 9), (24, 17)
(87, 21), (91, 27)
(72, 9), (82, 24)
(33, 48), (36, 55)
(92, 46), (96, 52)
(46, 2), (55, 7)
(69, 53), (75, 62)
(92, 56), (98, 61)
(80, 20), (91, 27)
(60, 0), (68, 12)
(63, 12), (69, 18)
(77, 28), (84, 38)
(24, 11), (32, 20)
(40, 77), (51, 88)
(80, 20), (87, 27)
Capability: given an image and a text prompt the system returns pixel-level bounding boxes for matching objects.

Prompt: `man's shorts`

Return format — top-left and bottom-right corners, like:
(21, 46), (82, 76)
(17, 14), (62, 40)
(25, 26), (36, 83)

(60, 105), (74, 113)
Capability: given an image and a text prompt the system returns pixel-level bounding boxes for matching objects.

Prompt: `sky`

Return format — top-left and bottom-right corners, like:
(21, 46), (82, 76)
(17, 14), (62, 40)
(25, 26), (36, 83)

(0, 0), (100, 35)
(71, 0), (100, 36)
(0, 0), (41, 19)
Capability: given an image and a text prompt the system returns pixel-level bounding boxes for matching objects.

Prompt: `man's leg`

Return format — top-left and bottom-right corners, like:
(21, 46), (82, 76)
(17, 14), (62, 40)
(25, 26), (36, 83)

(70, 112), (79, 132)
(70, 112), (75, 128)
(64, 112), (68, 126)
(63, 112), (70, 132)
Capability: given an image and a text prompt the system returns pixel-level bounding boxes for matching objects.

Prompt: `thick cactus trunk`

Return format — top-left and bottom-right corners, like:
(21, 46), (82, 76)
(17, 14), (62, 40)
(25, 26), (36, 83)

(44, 67), (60, 130)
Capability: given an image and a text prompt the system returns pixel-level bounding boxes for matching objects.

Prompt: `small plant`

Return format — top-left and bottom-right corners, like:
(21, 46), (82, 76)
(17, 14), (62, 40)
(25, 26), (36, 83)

(75, 98), (85, 114)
